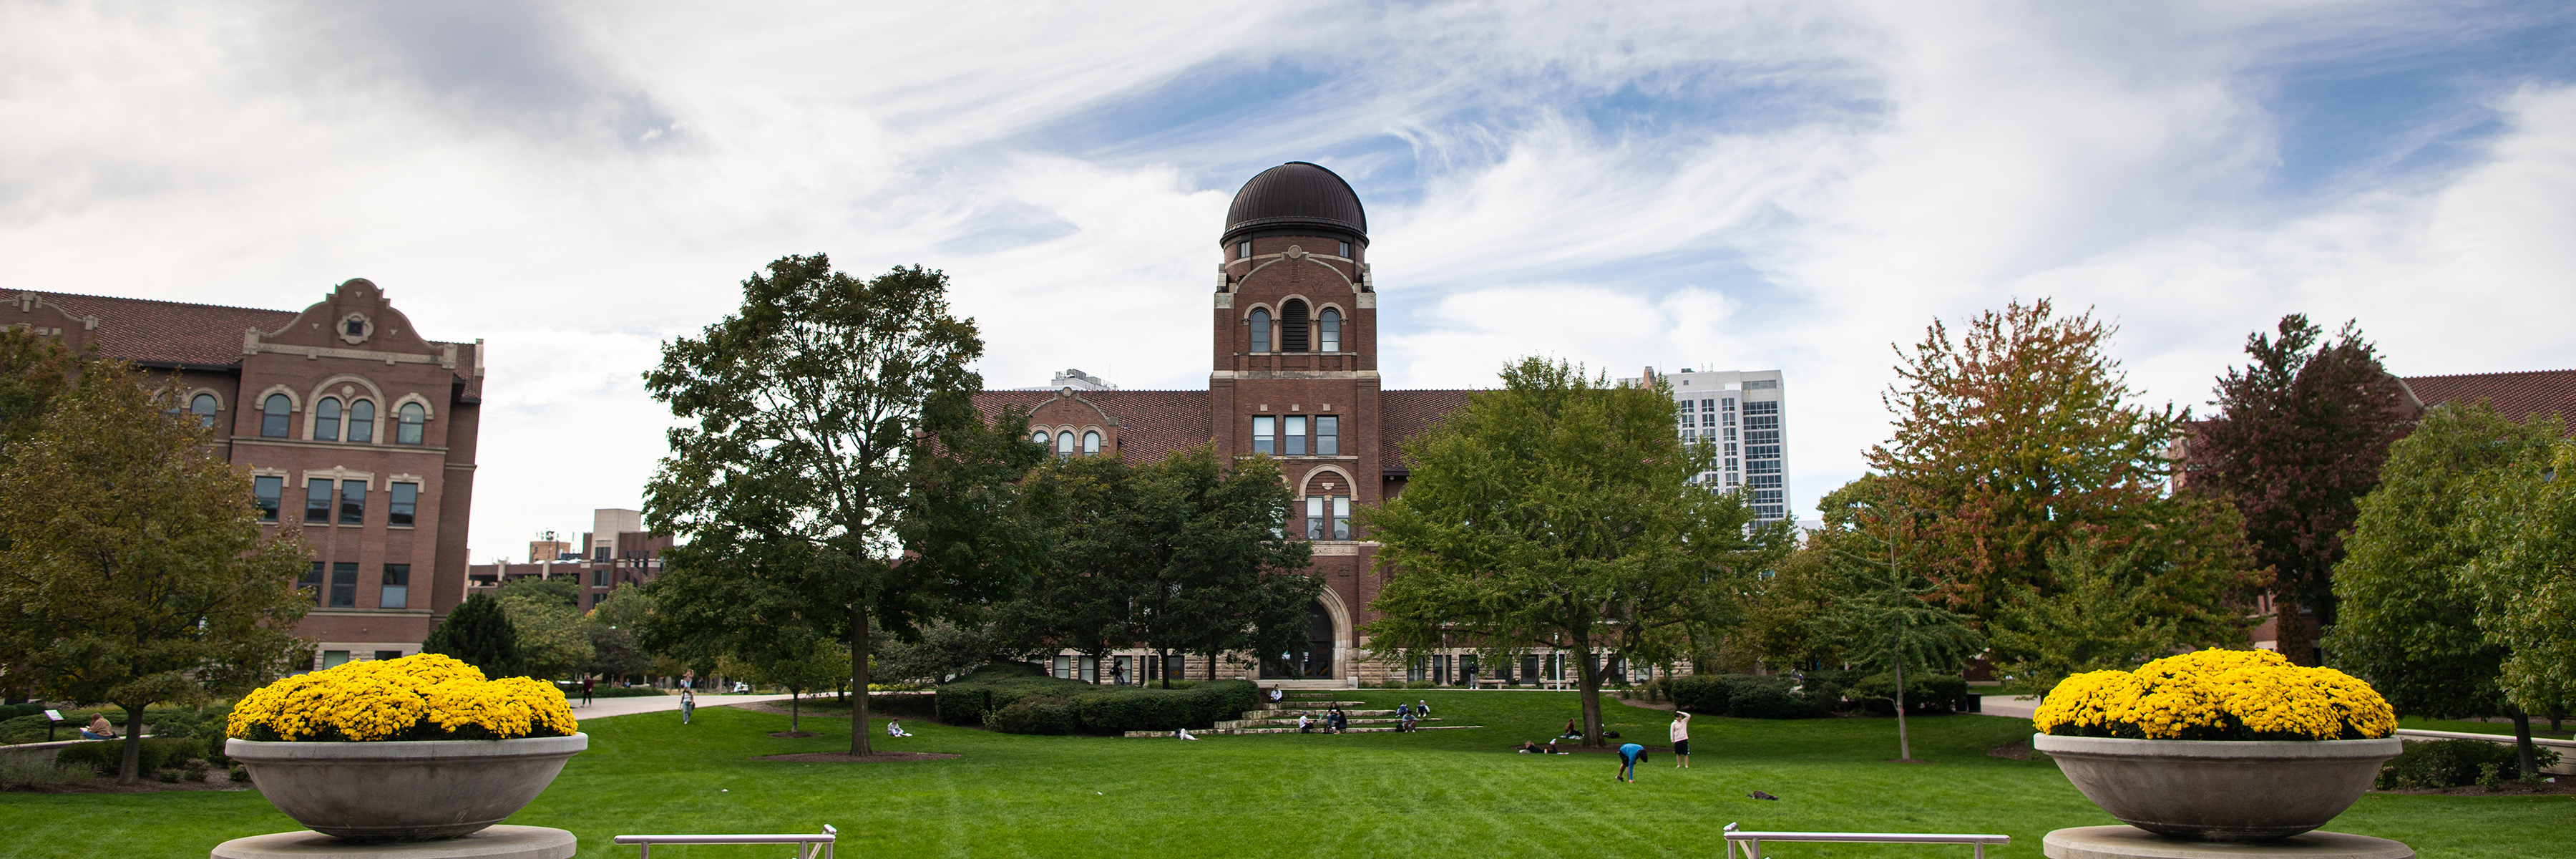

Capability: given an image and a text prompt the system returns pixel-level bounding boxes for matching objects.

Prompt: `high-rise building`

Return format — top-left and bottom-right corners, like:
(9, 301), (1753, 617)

(1622, 367), (1791, 524)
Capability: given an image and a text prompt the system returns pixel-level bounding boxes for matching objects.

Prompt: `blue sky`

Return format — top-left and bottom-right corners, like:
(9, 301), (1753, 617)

(3, 1), (2572, 560)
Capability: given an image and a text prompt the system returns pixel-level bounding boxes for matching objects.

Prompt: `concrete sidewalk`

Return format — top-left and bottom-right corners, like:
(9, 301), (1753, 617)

(567, 692), (799, 722)
(1976, 695), (2039, 719)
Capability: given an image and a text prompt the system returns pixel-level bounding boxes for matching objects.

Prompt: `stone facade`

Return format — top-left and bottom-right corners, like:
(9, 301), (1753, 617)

(10, 279), (482, 669)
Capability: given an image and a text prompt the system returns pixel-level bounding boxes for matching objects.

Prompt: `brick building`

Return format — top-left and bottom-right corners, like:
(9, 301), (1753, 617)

(467, 508), (675, 611)
(10, 280), (484, 669)
(975, 162), (1493, 686)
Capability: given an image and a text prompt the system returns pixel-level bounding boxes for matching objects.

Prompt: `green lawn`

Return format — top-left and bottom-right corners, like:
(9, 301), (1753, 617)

(2, 691), (2562, 858)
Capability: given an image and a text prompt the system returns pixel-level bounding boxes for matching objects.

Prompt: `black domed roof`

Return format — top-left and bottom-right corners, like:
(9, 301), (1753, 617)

(1223, 162), (1366, 247)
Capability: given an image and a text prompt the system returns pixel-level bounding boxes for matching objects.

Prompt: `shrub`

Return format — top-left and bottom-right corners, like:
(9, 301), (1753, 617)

(1670, 674), (1746, 714)
(1848, 673), (1970, 714)
(0, 714), (51, 744)
(933, 664), (1257, 734)
(1727, 684), (1824, 719)
(0, 703), (47, 722)
(54, 737), (206, 775)
(987, 697), (1078, 735)
(0, 755), (87, 787)
(1407, 680), (1435, 689)
(2377, 739), (2559, 789)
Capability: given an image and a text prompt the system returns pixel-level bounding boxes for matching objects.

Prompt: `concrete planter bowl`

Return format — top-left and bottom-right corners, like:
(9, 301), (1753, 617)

(2033, 733), (2401, 842)
(226, 733), (587, 842)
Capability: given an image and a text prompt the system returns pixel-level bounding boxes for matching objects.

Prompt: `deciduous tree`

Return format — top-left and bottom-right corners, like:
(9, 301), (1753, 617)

(2328, 402), (2565, 777)
(0, 363), (311, 783)
(1806, 477), (1984, 761)
(2457, 436), (2576, 777)
(2185, 314), (2416, 665)
(1362, 358), (1790, 746)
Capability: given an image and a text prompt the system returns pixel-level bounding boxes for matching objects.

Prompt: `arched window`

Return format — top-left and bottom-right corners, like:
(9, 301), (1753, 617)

(1031, 430), (1051, 450)
(1247, 309), (1271, 353)
(346, 399), (375, 443)
(261, 394), (291, 438)
(1055, 430), (1075, 459)
(396, 402), (426, 445)
(314, 397), (343, 442)
(189, 393), (218, 428)
(1318, 308), (1342, 353)
(1083, 431), (1101, 455)
(1280, 299), (1309, 352)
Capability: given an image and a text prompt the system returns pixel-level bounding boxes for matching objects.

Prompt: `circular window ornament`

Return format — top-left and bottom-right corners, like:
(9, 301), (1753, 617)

(339, 314), (374, 344)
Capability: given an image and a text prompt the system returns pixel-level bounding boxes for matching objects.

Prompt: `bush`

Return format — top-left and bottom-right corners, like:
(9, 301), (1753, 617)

(933, 664), (1257, 734)
(2377, 739), (2560, 789)
(0, 714), (51, 744)
(1669, 675), (1735, 714)
(1727, 683), (1825, 719)
(54, 737), (206, 775)
(987, 697), (1078, 735)
(0, 703), (47, 722)
(1848, 673), (1969, 714)
(1407, 680), (1435, 689)
(0, 755), (87, 787)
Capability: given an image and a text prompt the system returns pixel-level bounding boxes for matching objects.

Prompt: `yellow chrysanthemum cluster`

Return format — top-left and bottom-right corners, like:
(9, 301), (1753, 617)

(2032, 649), (2394, 741)
(228, 654), (577, 742)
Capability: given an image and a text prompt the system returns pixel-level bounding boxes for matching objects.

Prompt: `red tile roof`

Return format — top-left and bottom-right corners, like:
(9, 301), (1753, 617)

(2404, 369), (2576, 428)
(35, 292), (296, 367)
(1380, 389), (1478, 469)
(975, 390), (1214, 463)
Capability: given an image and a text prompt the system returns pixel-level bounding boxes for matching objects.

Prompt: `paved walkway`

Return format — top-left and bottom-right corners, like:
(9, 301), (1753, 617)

(1977, 695), (2040, 719)
(566, 693), (800, 722)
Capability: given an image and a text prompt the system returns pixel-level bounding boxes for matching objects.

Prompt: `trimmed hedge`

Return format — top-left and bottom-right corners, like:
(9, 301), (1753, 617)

(2377, 739), (2562, 789)
(1669, 674), (1829, 719)
(935, 664), (1257, 734)
(55, 737), (207, 775)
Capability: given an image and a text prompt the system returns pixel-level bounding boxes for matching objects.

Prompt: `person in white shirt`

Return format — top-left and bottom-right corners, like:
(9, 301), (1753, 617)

(1670, 712), (1692, 768)
(886, 719), (913, 737)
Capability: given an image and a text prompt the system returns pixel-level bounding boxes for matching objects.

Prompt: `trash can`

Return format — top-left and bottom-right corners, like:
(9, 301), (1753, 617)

(1963, 692), (1982, 713)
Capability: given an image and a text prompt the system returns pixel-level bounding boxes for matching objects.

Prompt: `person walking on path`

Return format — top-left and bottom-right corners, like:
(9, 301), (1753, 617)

(1616, 742), (1646, 782)
(680, 689), (696, 725)
(1670, 712), (1692, 768)
(580, 676), (595, 707)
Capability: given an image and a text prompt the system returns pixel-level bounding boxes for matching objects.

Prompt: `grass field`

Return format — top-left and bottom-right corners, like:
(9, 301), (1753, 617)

(2, 690), (2564, 858)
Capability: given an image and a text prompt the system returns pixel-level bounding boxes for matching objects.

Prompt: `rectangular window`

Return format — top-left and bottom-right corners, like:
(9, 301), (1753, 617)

(1113, 655), (1131, 684)
(301, 562), (324, 606)
(592, 568), (608, 586)
(1166, 655), (1187, 681)
(1315, 416), (1337, 455)
(1238, 241), (1251, 259)
(1724, 443), (1737, 456)
(1723, 397), (1735, 409)
(1521, 654), (1541, 681)
(1746, 379), (1779, 390)
(1681, 412), (1694, 427)
(1306, 495), (1324, 540)
(388, 482), (417, 527)
(253, 476), (283, 522)
(1284, 416), (1307, 455)
(1724, 427), (1737, 441)
(1079, 655), (1098, 683)
(1458, 654), (1477, 680)
(593, 545), (610, 562)
(1332, 496), (1351, 540)
(1746, 445), (1780, 458)
(322, 650), (351, 669)
(1745, 430), (1779, 445)
(381, 564), (409, 609)
(1750, 475), (1782, 488)
(1337, 241), (1350, 258)
(1725, 457), (1738, 470)
(305, 480), (332, 523)
(1053, 655), (1071, 679)
(374, 650), (403, 661)
(329, 561), (358, 608)
(1252, 416), (1275, 455)
(1702, 399), (1715, 411)
(1747, 460), (1782, 474)
(339, 480), (366, 525)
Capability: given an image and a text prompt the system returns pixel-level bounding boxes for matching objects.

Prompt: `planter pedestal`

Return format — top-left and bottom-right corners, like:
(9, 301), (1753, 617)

(2044, 826), (2411, 859)
(210, 825), (575, 859)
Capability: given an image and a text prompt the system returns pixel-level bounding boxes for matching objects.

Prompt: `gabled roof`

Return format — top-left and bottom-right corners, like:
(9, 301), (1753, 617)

(36, 293), (296, 367)
(975, 390), (1214, 463)
(2404, 369), (2576, 427)
(1380, 389), (1477, 470)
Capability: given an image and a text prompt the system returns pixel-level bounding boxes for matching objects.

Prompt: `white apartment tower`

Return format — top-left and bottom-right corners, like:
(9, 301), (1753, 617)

(1623, 367), (1791, 525)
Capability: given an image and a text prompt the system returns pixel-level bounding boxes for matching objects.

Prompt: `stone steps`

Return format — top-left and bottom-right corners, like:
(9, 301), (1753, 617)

(1215, 717), (1443, 729)
(1124, 724), (1483, 738)
(1251, 707), (1388, 716)
(1257, 701), (1366, 709)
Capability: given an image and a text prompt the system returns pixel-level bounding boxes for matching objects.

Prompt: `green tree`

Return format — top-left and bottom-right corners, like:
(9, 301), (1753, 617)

(498, 591), (594, 681)
(582, 584), (658, 681)
(1807, 479), (1985, 762)
(1000, 446), (1318, 688)
(2456, 437), (2576, 777)
(0, 326), (78, 457)
(719, 629), (849, 734)
(1869, 300), (2254, 623)
(644, 256), (1036, 755)
(2328, 402), (2565, 777)
(423, 593), (523, 678)
(0, 363), (312, 783)
(871, 619), (1006, 685)
(2185, 315), (2416, 665)
(1362, 357), (1790, 746)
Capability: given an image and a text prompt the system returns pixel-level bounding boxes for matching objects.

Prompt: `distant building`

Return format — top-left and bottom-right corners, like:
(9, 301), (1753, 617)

(468, 508), (673, 612)
(1621, 367), (1792, 525)
(8, 280), (484, 671)
(1018, 368), (1117, 391)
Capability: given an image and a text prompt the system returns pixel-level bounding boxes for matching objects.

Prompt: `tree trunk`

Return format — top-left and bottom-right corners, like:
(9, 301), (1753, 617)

(1894, 658), (1912, 762)
(2507, 705), (2538, 779)
(850, 603), (872, 756)
(2272, 588), (2316, 666)
(791, 686), (801, 734)
(1158, 647), (1171, 689)
(1576, 641), (1605, 747)
(116, 704), (145, 785)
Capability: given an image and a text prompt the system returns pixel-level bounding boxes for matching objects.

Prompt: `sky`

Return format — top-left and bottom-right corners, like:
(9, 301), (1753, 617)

(4, 1), (2573, 561)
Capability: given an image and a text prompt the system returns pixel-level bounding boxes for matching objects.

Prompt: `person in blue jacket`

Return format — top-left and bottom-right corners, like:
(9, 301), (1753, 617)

(1616, 742), (1646, 782)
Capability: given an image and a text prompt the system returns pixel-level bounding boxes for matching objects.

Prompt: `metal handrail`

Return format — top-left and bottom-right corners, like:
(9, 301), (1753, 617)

(1723, 822), (2009, 859)
(615, 824), (836, 859)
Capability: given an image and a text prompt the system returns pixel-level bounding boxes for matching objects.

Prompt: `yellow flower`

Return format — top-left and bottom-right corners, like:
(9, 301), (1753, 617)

(228, 654), (578, 742)
(2031, 649), (2393, 741)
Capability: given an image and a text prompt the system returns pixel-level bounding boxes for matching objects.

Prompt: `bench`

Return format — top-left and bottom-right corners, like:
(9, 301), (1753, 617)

(1723, 822), (2009, 859)
(613, 824), (835, 858)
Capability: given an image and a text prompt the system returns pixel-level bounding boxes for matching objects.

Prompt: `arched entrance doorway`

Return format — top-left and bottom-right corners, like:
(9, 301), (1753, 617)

(1260, 600), (1335, 679)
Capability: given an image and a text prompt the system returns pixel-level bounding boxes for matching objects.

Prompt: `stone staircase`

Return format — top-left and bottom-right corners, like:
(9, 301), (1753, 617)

(1124, 691), (1482, 738)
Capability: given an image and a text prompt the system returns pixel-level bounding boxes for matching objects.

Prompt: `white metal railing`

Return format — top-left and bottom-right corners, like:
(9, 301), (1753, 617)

(614, 824), (835, 858)
(1724, 822), (2009, 859)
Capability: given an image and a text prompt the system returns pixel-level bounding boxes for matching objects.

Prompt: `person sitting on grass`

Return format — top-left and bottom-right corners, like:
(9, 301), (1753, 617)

(1518, 741), (1542, 753)
(82, 713), (116, 740)
(1174, 728), (1198, 740)
(1561, 717), (1582, 739)
(886, 719), (913, 737)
